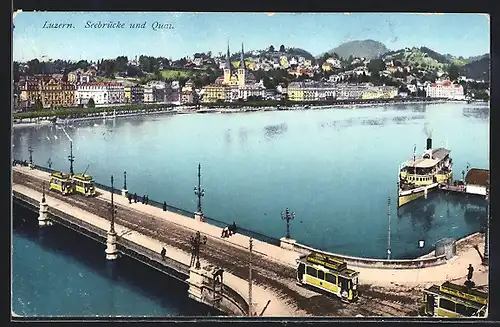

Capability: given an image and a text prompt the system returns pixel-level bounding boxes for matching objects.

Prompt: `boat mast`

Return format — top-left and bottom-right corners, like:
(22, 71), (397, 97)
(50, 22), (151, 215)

(413, 144), (417, 183)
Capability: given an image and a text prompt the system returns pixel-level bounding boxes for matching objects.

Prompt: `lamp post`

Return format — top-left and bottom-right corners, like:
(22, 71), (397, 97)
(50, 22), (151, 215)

(68, 141), (75, 176)
(109, 175), (116, 234)
(194, 163), (205, 214)
(281, 208), (295, 239)
(42, 181), (46, 204)
(387, 197), (391, 260)
(47, 158), (52, 169)
(483, 178), (489, 266)
(105, 175), (118, 261)
(28, 145), (33, 166)
(123, 171), (127, 190)
(189, 231), (207, 269)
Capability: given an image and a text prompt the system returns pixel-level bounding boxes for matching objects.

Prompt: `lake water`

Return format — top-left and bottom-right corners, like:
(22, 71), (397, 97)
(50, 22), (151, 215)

(12, 102), (489, 260)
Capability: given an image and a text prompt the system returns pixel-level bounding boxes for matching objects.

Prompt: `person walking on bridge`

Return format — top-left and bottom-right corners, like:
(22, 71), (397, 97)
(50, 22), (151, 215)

(142, 195), (146, 204)
(133, 193), (138, 203)
(163, 201), (167, 212)
(127, 193), (132, 204)
(161, 247), (166, 261)
(145, 195), (149, 205)
(467, 264), (474, 281)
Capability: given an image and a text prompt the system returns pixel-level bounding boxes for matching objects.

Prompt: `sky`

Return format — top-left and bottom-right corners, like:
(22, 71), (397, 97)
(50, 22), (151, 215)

(13, 12), (490, 62)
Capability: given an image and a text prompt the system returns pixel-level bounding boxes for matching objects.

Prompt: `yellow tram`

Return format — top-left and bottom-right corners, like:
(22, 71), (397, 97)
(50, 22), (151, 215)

(423, 281), (488, 318)
(296, 252), (359, 302)
(71, 173), (96, 197)
(49, 172), (74, 195)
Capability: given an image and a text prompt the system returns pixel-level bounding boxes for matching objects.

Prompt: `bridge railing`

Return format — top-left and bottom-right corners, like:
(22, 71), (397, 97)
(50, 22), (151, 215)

(24, 163), (281, 246)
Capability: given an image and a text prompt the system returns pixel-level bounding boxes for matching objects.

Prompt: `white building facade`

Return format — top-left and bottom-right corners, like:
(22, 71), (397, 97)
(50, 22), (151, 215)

(75, 82), (125, 105)
(425, 80), (465, 100)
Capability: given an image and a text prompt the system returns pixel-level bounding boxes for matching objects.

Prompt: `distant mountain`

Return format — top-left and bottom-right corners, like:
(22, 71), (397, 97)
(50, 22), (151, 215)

(465, 53), (489, 64)
(320, 40), (389, 60)
(460, 55), (490, 81)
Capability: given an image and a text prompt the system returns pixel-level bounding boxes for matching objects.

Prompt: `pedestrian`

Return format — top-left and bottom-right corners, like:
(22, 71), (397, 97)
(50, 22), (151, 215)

(231, 221), (237, 235)
(128, 193), (132, 204)
(145, 195), (149, 205)
(161, 247), (166, 261)
(467, 264), (474, 281)
(133, 193), (138, 203)
(163, 201), (167, 212)
(142, 195), (146, 204)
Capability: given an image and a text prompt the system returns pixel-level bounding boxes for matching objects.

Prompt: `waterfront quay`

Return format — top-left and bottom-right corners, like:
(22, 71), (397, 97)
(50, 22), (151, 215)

(13, 166), (488, 317)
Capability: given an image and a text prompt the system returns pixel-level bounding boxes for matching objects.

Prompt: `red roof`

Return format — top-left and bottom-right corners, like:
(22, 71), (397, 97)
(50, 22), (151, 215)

(465, 169), (489, 186)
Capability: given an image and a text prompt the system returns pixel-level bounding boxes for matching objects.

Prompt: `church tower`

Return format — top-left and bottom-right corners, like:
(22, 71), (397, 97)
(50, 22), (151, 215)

(237, 43), (246, 87)
(223, 43), (232, 84)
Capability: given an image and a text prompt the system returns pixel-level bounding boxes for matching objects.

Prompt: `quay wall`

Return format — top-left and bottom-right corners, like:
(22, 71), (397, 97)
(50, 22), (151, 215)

(280, 238), (448, 269)
(12, 190), (248, 316)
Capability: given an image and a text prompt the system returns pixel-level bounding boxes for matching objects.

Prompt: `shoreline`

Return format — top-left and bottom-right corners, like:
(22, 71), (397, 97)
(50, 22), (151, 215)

(12, 99), (474, 129)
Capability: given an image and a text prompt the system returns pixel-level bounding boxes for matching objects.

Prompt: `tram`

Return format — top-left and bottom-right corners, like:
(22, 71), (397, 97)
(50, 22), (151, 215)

(71, 173), (96, 197)
(49, 172), (74, 195)
(296, 252), (360, 302)
(422, 281), (488, 318)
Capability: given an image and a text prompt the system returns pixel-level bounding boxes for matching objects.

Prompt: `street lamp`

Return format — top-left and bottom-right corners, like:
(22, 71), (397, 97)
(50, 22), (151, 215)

(28, 145), (33, 166)
(123, 171), (127, 190)
(281, 208), (295, 239)
(189, 231), (207, 269)
(109, 175), (117, 234)
(47, 158), (52, 169)
(194, 163), (205, 213)
(68, 141), (75, 176)
(42, 181), (46, 204)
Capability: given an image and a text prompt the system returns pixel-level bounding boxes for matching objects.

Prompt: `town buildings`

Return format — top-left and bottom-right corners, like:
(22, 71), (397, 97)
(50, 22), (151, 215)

(202, 43), (266, 103)
(287, 81), (397, 101)
(19, 76), (76, 108)
(425, 80), (465, 100)
(124, 85), (144, 103)
(75, 82), (125, 105)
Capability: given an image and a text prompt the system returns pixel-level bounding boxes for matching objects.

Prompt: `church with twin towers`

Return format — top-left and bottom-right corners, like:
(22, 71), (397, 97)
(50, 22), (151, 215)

(202, 42), (265, 103)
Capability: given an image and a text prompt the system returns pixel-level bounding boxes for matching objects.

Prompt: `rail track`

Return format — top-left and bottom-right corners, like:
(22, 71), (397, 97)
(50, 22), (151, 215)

(13, 170), (422, 317)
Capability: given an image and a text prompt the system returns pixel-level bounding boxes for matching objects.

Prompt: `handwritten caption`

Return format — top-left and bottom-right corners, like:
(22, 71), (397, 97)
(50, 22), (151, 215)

(42, 21), (174, 31)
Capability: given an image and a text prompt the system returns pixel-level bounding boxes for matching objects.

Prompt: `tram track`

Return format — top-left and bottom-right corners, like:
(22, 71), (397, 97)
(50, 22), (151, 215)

(13, 170), (422, 317)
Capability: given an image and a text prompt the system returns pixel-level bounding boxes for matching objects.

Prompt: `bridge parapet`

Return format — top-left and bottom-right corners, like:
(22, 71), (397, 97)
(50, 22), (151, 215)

(279, 237), (448, 269)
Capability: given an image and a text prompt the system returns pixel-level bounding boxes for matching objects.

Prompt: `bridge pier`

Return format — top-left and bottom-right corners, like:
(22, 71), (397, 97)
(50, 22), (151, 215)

(194, 211), (205, 222)
(187, 264), (224, 309)
(105, 231), (118, 260)
(38, 200), (52, 227)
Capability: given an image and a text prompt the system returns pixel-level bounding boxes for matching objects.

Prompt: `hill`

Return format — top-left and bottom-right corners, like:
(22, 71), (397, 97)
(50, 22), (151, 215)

(230, 47), (315, 62)
(321, 40), (389, 60)
(460, 56), (490, 81)
(381, 47), (446, 71)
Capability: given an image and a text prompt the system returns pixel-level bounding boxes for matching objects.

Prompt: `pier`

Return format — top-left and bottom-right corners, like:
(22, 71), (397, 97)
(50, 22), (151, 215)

(12, 166), (488, 316)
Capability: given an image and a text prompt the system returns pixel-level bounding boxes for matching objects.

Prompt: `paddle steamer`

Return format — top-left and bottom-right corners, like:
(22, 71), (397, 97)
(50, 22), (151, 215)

(398, 137), (453, 207)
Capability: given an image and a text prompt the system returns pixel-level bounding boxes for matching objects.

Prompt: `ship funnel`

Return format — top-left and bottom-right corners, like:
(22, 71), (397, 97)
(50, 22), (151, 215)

(426, 137), (432, 150)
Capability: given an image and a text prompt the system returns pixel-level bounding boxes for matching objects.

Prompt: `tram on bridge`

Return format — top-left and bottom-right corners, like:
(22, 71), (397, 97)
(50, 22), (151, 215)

(49, 172), (74, 195)
(49, 172), (96, 197)
(296, 252), (359, 302)
(422, 281), (488, 318)
(71, 173), (96, 197)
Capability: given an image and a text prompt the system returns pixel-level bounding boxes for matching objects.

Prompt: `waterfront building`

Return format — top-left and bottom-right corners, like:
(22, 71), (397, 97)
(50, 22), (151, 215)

(335, 83), (366, 100)
(287, 81), (336, 102)
(321, 63), (332, 72)
(361, 85), (398, 99)
(124, 85), (144, 103)
(75, 82), (124, 105)
(143, 81), (174, 103)
(20, 77), (76, 108)
(464, 169), (488, 196)
(425, 80), (465, 100)
(202, 43), (265, 103)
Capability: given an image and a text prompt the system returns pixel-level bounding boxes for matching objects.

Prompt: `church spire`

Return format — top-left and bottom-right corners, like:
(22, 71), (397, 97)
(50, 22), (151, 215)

(239, 43), (246, 70)
(225, 42), (232, 70)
